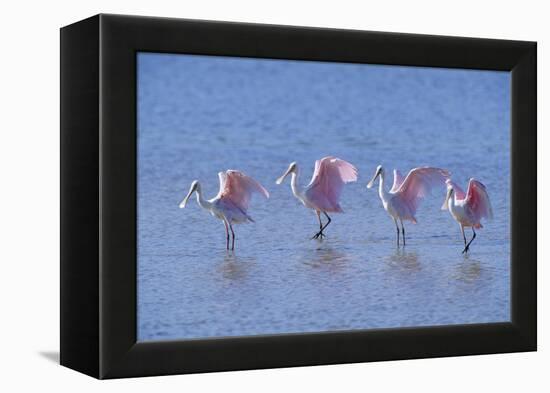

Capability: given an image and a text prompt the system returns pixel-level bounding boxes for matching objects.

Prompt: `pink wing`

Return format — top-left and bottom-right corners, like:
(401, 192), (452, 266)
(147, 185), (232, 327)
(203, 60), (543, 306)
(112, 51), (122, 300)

(217, 170), (269, 212)
(394, 167), (450, 214)
(465, 179), (493, 222)
(390, 169), (405, 193)
(446, 179), (466, 200)
(305, 156), (358, 212)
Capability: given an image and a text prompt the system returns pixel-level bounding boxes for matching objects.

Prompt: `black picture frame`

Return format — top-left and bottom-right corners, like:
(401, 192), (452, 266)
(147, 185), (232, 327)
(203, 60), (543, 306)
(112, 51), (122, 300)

(60, 14), (536, 379)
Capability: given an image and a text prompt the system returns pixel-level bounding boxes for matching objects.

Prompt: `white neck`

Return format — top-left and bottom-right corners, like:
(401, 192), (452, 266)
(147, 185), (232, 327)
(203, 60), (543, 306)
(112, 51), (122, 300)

(378, 172), (390, 204)
(449, 192), (458, 208)
(290, 171), (305, 201)
(195, 188), (212, 211)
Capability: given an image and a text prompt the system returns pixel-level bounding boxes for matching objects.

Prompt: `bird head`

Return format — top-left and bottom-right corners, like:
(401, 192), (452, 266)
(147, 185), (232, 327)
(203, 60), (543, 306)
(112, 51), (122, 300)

(276, 162), (298, 185)
(367, 165), (384, 189)
(179, 180), (200, 208)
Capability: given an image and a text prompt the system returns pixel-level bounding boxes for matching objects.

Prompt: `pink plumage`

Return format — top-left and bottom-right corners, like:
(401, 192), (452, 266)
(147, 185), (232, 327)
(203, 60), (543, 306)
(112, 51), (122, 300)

(276, 156), (357, 239)
(367, 165), (450, 246)
(179, 169), (269, 250)
(443, 178), (493, 253)
(390, 169), (405, 193)
(392, 167), (451, 221)
(445, 179), (466, 200)
(454, 179), (493, 228)
(465, 180), (493, 221)
(304, 156), (358, 212)
(216, 170), (269, 220)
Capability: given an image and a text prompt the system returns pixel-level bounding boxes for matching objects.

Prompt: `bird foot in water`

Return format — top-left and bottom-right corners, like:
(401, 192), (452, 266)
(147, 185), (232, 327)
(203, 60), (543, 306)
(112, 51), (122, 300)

(312, 232), (326, 240)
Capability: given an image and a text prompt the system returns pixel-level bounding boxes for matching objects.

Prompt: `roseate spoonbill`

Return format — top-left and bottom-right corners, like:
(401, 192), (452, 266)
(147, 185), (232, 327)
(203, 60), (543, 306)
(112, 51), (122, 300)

(441, 178), (493, 253)
(367, 165), (450, 246)
(179, 170), (269, 250)
(276, 156), (358, 239)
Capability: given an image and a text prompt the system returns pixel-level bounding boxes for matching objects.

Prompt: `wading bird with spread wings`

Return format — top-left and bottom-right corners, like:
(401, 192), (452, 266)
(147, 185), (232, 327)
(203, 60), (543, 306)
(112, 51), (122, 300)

(367, 165), (450, 246)
(441, 178), (493, 253)
(276, 156), (358, 239)
(179, 170), (269, 250)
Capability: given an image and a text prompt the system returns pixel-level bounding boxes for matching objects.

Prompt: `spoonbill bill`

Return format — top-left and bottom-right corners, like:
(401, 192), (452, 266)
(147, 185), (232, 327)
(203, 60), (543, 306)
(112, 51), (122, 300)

(441, 178), (493, 253)
(276, 156), (358, 239)
(179, 170), (269, 250)
(367, 165), (450, 246)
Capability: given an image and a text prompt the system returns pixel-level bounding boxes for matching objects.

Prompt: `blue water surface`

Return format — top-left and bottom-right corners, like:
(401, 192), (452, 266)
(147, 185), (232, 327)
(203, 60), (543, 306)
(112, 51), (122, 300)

(137, 53), (510, 341)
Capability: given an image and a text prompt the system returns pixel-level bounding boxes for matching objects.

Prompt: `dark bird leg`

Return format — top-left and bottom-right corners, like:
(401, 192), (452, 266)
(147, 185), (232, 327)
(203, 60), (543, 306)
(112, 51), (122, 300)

(394, 218), (400, 247)
(224, 220), (230, 250)
(400, 218), (406, 246)
(229, 223), (235, 250)
(319, 212), (332, 237)
(462, 227), (477, 254)
(312, 211), (324, 239)
(460, 225), (468, 253)
(312, 212), (332, 240)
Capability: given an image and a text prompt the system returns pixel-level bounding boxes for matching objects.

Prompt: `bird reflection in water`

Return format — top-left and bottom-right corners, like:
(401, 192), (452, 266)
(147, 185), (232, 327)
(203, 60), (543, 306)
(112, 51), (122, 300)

(302, 245), (351, 272)
(218, 252), (256, 280)
(385, 248), (421, 272)
(453, 255), (482, 283)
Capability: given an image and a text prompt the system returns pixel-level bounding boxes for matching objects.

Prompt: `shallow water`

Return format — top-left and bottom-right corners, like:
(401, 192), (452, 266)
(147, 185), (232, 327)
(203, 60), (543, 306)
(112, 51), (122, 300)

(137, 53), (510, 341)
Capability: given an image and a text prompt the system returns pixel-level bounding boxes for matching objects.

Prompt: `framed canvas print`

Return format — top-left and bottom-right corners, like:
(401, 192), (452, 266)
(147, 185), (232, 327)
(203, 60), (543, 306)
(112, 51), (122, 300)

(60, 14), (536, 379)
